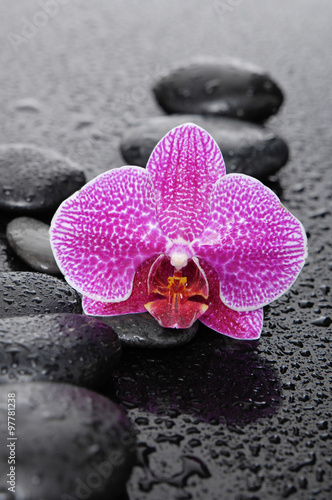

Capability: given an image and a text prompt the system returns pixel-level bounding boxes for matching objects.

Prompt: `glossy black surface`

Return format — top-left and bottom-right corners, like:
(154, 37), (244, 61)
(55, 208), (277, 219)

(0, 1), (331, 498)
(0, 145), (85, 214)
(153, 59), (284, 122)
(6, 217), (60, 274)
(0, 272), (81, 316)
(0, 314), (121, 387)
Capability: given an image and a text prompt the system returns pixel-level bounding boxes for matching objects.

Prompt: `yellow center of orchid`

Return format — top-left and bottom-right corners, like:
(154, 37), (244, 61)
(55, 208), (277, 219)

(166, 272), (187, 309)
(144, 257), (209, 329)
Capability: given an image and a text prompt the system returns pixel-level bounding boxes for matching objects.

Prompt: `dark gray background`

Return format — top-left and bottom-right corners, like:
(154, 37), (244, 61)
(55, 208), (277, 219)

(0, 1), (331, 499)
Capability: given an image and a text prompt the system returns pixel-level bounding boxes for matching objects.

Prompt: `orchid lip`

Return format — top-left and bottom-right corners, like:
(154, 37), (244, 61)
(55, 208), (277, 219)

(144, 255), (209, 329)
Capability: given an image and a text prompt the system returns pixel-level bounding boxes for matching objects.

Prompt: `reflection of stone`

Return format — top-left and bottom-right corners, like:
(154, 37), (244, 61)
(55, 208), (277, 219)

(109, 326), (281, 426)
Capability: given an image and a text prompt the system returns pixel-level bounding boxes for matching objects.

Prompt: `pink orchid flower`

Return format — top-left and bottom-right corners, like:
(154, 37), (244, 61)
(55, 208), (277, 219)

(50, 123), (307, 340)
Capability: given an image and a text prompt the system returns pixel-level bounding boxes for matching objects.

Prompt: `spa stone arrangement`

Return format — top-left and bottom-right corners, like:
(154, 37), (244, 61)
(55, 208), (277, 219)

(0, 39), (331, 500)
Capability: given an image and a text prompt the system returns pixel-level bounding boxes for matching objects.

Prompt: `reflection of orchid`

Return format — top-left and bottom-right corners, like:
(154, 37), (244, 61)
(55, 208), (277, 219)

(50, 123), (307, 339)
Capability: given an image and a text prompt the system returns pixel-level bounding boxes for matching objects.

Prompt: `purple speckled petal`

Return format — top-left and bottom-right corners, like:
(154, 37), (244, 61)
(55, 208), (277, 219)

(82, 256), (155, 315)
(50, 167), (168, 302)
(199, 259), (263, 339)
(193, 174), (308, 311)
(146, 123), (226, 242)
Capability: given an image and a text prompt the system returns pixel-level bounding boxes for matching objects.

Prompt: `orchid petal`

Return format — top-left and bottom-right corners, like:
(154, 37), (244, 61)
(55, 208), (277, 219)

(146, 123), (226, 242)
(83, 257), (155, 315)
(199, 259), (263, 339)
(193, 174), (307, 311)
(50, 166), (168, 302)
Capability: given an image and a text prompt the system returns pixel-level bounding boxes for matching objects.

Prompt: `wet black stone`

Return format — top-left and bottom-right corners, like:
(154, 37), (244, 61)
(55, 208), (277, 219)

(97, 312), (198, 348)
(0, 235), (31, 273)
(6, 217), (60, 275)
(0, 272), (81, 317)
(120, 115), (289, 178)
(0, 144), (85, 215)
(0, 314), (121, 387)
(0, 382), (136, 500)
(153, 59), (284, 122)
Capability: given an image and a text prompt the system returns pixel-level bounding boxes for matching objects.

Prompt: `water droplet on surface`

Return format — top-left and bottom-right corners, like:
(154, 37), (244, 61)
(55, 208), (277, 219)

(204, 79), (220, 95)
(316, 420), (328, 430)
(311, 316), (331, 327)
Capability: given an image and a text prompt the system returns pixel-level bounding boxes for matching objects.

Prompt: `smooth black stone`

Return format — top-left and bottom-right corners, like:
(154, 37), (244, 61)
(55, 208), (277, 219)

(153, 59), (284, 122)
(120, 115), (289, 178)
(97, 312), (198, 348)
(0, 234), (32, 273)
(0, 272), (81, 317)
(0, 382), (136, 500)
(0, 314), (121, 387)
(6, 217), (60, 275)
(0, 144), (85, 215)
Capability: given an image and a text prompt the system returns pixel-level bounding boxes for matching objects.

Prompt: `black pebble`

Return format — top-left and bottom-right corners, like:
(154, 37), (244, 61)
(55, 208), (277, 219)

(0, 382), (136, 500)
(120, 115), (289, 178)
(0, 313), (121, 388)
(153, 59), (284, 122)
(0, 144), (86, 215)
(98, 312), (198, 348)
(6, 217), (60, 275)
(0, 272), (81, 317)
